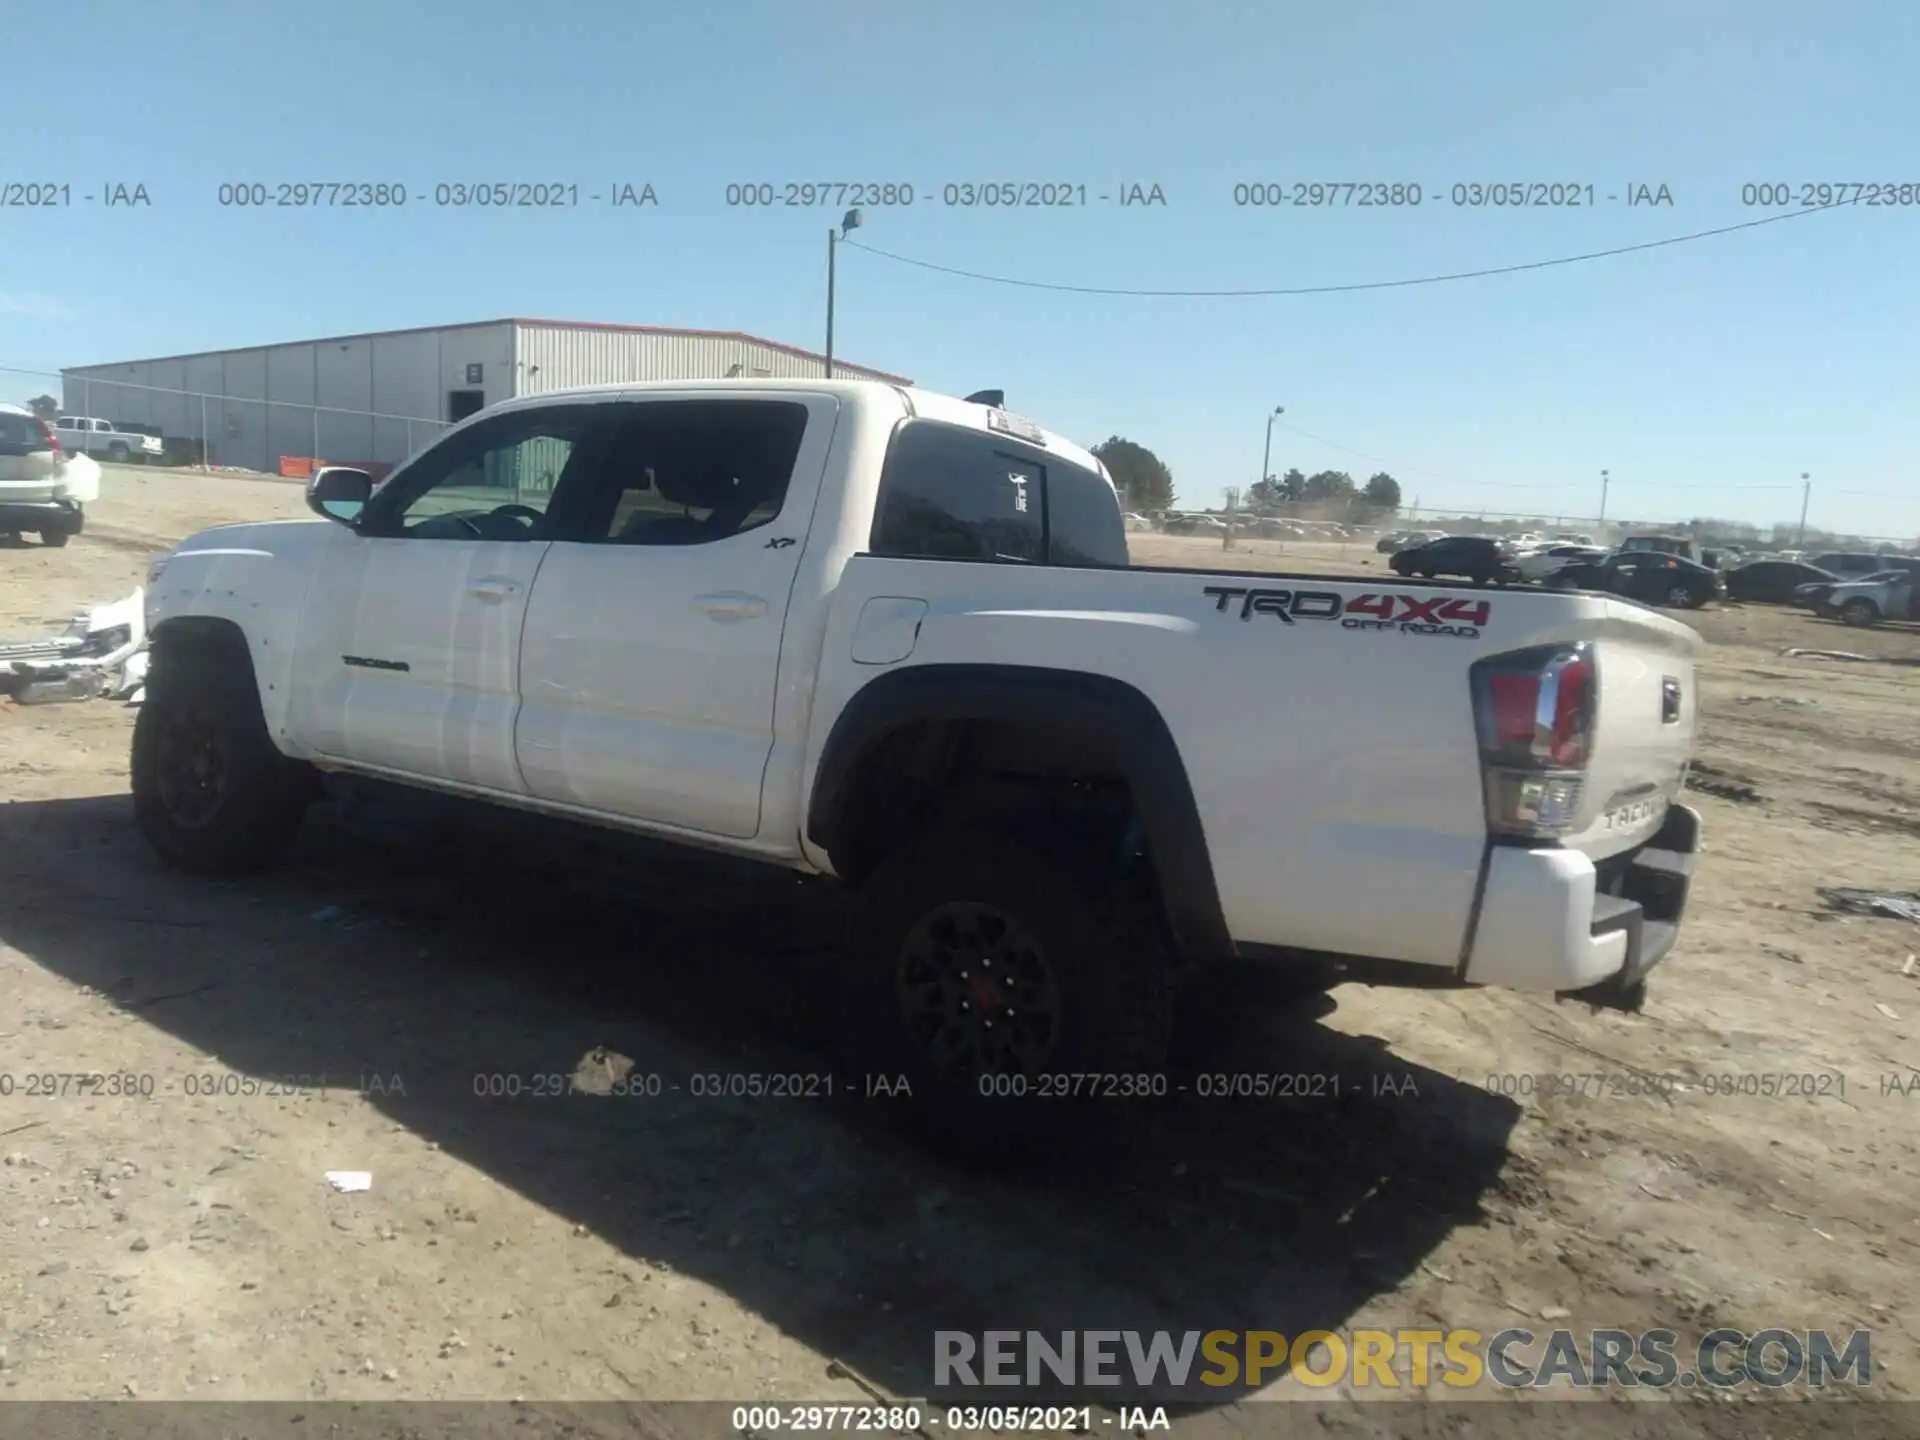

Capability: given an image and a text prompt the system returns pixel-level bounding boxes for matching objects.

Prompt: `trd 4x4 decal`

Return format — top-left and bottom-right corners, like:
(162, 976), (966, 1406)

(1202, 586), (1343, 622)
(1201, 586), (1489, 638)
(1341, 593), (1488, 638)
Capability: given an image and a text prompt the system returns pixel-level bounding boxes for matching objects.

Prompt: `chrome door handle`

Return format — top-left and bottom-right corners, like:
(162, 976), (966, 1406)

(694, 592), (768, 622)
(468, 576), (521, 603)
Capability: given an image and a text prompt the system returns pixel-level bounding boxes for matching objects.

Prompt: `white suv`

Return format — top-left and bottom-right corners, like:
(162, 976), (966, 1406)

(0, 403), (97, 546)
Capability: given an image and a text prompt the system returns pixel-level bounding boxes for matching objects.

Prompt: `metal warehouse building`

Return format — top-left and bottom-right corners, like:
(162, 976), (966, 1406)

(60, 319), (910, 476)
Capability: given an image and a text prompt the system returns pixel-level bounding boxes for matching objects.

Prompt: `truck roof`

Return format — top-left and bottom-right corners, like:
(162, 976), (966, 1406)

(494, 378), (1109, 481)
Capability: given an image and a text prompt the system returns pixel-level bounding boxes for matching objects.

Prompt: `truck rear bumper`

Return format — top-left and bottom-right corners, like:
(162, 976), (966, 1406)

(1461, 804), (1700, 1009)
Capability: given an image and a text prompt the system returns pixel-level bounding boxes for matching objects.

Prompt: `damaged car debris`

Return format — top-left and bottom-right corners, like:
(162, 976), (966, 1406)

(1820, 887), (1920, 927)
(0, 587), (148, 705)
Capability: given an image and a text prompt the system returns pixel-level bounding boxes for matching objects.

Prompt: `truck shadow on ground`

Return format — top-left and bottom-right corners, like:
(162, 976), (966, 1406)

(0, 790), (1523, 1405)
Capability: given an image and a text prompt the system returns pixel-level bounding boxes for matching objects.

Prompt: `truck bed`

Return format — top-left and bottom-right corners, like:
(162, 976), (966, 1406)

(811, 554), (1702, 972)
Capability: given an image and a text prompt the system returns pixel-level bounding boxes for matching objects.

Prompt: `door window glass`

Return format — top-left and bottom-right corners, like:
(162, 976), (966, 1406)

(366, 404), (617, 541)
(581, 400), (810, 546)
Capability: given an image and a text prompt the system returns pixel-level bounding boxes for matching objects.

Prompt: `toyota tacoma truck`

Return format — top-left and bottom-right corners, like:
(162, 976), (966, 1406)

(133, 380), (1703, 1132)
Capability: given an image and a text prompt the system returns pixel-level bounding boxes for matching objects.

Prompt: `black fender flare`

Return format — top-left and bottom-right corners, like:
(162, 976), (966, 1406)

(149, 615), (254, 668)
(806, 664), (1232, 961)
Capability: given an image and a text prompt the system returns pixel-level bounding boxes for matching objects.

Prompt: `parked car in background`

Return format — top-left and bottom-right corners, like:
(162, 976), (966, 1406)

(1551, 551), (1724, 610)
(0, 403), (98, 545)
(1552, 533), (1597, 546)
(1795, 578), (1843, 611)
(1809, 551), (1902, 580)
(1375, 530), (1413, 553)
(1824, 571), (1920, 628)
(54, 415), (163, 464)
(0, 404), (60, 491)
(1389, 534), (1521, 585)
(1619, 535), (1707, 564)
(1517, 543), (1610, 583)
(1725, 559), (1840, 604)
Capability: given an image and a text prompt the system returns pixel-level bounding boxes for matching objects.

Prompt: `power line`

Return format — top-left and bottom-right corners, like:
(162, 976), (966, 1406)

(843, 201), (1854, 298)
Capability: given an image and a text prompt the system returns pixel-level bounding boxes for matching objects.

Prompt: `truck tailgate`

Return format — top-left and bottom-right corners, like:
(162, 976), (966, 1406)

(1551, 598), (1701, 862)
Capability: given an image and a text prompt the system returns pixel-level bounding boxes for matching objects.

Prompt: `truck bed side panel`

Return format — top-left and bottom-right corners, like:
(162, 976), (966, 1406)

(807, 558), (1704, 971)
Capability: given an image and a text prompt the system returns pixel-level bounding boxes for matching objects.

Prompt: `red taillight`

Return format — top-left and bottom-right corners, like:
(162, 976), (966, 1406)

(39, 420), (60, 456)
(1545, 653), (1593, 767)
(1488, 672), (1541, 749)
(1471, 644), (1597, 840)
(1482, 651), (1591, 767)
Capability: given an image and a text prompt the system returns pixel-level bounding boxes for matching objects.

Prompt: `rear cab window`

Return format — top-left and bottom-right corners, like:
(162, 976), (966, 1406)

(869, 418), (1128, 567)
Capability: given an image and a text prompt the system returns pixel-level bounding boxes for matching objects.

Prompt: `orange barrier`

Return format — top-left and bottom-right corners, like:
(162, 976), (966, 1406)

(277, 458), (394, 483)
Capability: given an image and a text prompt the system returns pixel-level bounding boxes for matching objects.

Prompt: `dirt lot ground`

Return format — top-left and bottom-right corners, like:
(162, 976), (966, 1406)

(2, 468), (1918, 1433)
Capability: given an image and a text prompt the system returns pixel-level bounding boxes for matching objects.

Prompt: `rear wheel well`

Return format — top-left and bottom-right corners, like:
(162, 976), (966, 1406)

(826, 718), (1142, 887)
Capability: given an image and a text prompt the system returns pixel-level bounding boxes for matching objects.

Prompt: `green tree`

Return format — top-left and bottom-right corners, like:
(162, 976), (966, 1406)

(1302, 470), (1356, 502)
(1246, 476), (1286, 510)
(27, 394), (58, 422)
(1362, 472), (1403, 513)
(1091, 436), (1176, 511)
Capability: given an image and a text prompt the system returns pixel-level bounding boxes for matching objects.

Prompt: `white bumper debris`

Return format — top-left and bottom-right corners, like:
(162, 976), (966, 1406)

(0, 586), (147, 705)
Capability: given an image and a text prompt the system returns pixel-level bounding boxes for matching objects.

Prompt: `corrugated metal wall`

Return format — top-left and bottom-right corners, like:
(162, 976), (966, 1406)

(62, 328), (507, 471)
(62, 321), (897, 472)
(512, 324), (899, 394)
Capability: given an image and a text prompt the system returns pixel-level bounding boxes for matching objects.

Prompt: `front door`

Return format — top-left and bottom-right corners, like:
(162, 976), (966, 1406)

(513, 394), (835, 839)
(286, 400), (624, 793)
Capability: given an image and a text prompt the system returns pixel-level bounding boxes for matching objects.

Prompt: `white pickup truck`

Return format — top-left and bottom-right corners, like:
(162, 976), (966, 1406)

(134, 380), (1703, 1132)
(55, 415), (164, 464)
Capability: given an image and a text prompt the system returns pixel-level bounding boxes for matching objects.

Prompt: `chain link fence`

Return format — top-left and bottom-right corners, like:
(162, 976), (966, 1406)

(1, 366), (452, 478)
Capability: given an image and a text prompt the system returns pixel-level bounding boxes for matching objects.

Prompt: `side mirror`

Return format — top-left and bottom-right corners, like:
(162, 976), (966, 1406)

(308, 466), (373, 525)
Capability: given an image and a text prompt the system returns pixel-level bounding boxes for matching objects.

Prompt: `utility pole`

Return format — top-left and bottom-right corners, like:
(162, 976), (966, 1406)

(1259, 404), (1284, 497)
(1796, 472), (1811, 547)
(824, 208), (863, 379)
(1598, 469), (1610, 529)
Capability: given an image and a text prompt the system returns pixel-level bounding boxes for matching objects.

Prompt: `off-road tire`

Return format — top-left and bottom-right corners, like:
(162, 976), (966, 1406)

(39, 529), (70, 547)
(132, 644), (313, 875)
(855, 818), (1175, 1156)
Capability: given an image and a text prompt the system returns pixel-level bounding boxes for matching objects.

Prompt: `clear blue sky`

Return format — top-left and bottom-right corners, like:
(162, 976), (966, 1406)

(3, 0), (1916, 538)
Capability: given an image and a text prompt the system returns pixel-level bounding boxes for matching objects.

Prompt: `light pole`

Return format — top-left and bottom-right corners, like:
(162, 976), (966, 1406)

(1260, 405), (1284, 497)
(1796, 472), (1811, 547)
(1598, 468), (1610, 529)
(824, 208), (863, 379)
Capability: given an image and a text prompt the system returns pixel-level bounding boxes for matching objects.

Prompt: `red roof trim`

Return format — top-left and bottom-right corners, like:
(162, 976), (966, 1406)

(67, 317), (912, 385)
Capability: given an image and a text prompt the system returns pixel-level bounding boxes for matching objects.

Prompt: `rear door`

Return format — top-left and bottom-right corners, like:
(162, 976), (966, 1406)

(512, 393), (835, 839)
